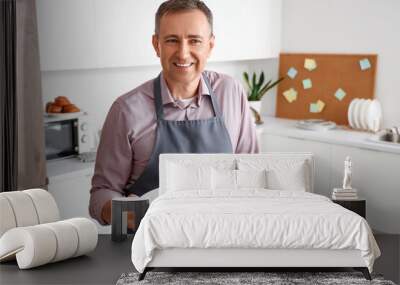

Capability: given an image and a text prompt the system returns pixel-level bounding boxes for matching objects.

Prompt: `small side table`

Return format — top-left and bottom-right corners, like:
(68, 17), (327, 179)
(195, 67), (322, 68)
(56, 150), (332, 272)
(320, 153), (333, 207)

(332, 198), (366, 218)
(111, 197), (149, 242)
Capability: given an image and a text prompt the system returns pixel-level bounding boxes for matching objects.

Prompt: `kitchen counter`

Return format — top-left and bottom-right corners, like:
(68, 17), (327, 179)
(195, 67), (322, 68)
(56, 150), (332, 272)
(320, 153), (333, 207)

(258, 117), (400, 154)
(47, 157), (95, 181)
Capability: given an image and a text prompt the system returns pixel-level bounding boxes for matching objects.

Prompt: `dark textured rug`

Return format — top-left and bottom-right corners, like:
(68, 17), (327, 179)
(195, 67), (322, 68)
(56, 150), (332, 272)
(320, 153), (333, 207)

(116, 271), (396, 285)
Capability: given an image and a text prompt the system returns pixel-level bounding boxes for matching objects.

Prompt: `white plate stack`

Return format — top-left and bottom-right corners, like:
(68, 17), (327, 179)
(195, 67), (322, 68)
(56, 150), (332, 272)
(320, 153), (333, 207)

(348, 98), (382, 132)
(332, 188), (358, 200)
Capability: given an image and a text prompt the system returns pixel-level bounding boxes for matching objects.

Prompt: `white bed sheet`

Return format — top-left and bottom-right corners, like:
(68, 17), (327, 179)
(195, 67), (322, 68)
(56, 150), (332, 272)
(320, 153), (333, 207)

(131, 190), (380, 273)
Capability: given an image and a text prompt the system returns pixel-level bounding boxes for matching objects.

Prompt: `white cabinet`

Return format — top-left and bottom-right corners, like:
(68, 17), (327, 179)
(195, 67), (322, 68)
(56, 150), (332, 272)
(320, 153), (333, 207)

(36, 0), (161, 70)
(36, 0), (99, 71)
(36, 0), (281, 71)
(261, 126), (400, 234)
(47, 160), (110, 234)
(208, 0), (281, 62)
(92, 0), (161, 68)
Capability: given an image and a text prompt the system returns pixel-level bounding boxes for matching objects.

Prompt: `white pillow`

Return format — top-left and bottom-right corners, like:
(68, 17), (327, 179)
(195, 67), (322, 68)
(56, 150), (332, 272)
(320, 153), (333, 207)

(167, 163), (212, 191)
(211, 168), (237, 191)
(211, 169), (268, 190)
(237, 158), (310, 191)
(236, 169), (267, 189)
(266, 162), (307, 191)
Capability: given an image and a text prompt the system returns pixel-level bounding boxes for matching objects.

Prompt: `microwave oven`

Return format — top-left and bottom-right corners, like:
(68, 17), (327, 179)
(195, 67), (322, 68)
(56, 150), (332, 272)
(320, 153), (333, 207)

(44, 112), (92, 160)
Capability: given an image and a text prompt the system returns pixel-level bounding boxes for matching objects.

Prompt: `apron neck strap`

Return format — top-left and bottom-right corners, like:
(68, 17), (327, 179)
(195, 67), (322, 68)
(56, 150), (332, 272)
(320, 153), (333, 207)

(154, 74), (164, 120)
(153, 73), (223, 120)
(202, 73), (223, 118)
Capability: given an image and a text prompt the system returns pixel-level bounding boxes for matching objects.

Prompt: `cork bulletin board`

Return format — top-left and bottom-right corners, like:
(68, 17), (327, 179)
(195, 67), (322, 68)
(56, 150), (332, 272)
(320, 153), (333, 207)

(276, 53), (377, 125)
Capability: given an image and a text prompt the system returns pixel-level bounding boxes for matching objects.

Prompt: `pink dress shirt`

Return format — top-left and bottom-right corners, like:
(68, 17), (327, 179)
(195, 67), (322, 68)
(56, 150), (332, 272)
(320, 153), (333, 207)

(89, 70), (259, 224)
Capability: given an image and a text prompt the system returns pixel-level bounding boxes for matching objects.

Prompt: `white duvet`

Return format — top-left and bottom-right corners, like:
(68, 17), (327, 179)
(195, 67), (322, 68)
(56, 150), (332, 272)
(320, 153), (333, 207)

(131, 190), (380, 273)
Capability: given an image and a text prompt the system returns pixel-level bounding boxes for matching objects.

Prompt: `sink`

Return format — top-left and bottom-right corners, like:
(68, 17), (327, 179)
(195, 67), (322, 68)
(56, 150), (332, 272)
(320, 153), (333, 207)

(367, 129), (400, 146)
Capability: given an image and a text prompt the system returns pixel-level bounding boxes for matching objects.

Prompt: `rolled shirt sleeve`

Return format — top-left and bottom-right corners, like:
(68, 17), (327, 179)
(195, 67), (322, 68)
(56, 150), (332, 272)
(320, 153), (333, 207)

(89, 101), (133, 225)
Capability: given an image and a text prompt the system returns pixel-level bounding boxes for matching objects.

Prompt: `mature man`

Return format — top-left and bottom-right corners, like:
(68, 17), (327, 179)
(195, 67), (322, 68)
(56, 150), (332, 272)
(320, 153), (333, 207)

(89, 0), (259, 226)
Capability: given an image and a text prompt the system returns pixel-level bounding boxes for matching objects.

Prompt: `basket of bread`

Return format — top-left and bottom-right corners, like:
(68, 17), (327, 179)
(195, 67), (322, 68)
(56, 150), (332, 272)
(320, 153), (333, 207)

(46, 96), (80, 114)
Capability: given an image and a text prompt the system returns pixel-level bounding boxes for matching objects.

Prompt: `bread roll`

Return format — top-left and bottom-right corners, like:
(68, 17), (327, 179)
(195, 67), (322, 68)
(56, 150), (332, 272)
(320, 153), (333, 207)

(45, 102), (52, 113)
(47, 104), (62, 113)
(62, 104), (80, 113)
(54, 96), (71, 107)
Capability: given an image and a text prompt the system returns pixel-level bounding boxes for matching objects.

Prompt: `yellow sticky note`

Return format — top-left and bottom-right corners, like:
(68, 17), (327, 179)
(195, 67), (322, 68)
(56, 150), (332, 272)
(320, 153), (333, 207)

(316, 100), (325, 112)
(304, 58), (317, 71)
(283, 88), (297, 103)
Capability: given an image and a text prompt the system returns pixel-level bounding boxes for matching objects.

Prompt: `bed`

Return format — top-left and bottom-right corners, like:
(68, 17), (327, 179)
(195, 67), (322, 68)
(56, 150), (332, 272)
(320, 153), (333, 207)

(131, 153), (380, 280)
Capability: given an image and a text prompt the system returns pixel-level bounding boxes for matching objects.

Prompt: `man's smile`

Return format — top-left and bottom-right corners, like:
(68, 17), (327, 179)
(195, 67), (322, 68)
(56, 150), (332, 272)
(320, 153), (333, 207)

(173, 62), (194, 68)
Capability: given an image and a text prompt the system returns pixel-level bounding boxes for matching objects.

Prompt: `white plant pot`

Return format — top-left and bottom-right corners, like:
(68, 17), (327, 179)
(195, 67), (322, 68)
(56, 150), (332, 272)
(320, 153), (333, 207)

(248, 101), (263, 124)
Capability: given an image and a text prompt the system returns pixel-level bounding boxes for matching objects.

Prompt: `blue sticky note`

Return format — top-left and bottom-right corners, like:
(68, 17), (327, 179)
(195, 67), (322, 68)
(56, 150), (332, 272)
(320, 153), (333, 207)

(310, 103), (319, 113)
(302, 78), (312, 89)
(359, 58), (371, 70)
(335, 88), (346, 101)
(287, 67), (298, 79)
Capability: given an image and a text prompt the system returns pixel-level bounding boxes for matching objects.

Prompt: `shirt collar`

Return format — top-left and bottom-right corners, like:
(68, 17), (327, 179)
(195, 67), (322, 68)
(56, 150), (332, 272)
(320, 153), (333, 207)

(159, 73), (211, 108)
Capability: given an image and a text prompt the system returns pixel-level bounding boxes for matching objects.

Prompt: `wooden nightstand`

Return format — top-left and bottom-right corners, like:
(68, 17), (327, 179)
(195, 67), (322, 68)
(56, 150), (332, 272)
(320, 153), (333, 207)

(332, 199), (366, 218)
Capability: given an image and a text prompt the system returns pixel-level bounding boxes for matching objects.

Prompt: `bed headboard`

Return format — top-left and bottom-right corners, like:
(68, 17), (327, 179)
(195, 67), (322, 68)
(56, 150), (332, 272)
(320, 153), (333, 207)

(159, 153), (315, 194)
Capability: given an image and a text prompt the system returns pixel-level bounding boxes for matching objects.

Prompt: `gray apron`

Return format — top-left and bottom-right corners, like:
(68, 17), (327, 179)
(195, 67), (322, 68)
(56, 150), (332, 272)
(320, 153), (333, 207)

(126, 73), (233, 196)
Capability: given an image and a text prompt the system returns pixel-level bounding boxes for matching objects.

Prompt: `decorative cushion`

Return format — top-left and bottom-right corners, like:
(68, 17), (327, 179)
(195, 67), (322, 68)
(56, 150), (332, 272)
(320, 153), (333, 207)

(64, 218), (98, 257)
(0, 189), (60, 237)
(1, 191), (39, 227)
(24, 189), (60, 224)
(42, 221), (79, 262)
(0, 196), (16, 237)
(0, 218), (98, 269)
(0, 189), (97, 269)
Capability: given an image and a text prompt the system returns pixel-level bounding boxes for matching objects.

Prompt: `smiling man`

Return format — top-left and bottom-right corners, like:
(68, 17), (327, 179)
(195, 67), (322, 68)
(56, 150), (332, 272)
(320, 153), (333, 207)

(89, 0), (259, 226)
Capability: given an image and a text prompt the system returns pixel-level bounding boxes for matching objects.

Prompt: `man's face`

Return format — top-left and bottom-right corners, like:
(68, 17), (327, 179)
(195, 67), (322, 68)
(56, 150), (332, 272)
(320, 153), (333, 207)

(152, 9), (214, 86)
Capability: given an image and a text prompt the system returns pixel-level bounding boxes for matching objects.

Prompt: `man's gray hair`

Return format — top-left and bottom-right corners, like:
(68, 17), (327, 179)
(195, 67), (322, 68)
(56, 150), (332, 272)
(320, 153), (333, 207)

(155, 0), (213, 36)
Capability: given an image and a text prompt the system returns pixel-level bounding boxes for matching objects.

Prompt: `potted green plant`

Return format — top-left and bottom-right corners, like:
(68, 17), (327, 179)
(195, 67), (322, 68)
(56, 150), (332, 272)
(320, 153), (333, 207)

(243, 71), (284, 124)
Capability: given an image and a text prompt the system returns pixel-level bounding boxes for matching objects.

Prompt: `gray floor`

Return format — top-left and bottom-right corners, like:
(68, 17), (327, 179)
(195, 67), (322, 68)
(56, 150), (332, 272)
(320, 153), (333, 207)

(0, 235), (134, 285)
(0, 234), (399, 285)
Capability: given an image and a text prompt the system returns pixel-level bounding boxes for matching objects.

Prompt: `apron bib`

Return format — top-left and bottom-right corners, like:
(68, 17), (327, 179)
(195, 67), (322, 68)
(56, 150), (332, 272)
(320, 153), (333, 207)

(126, 73), (233, 196)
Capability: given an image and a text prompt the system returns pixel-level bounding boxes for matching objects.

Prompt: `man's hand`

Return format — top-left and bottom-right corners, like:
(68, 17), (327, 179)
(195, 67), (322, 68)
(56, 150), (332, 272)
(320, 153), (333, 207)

(101, 200), (136, 229)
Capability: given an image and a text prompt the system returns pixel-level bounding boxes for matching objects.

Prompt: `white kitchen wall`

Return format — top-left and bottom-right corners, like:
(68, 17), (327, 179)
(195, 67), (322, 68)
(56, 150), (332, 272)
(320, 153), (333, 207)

(281, 0), (400, 128)
(41, 1), (400, 133)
